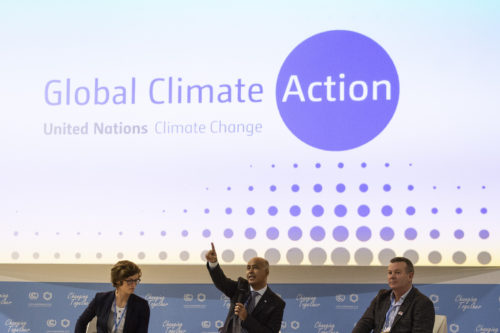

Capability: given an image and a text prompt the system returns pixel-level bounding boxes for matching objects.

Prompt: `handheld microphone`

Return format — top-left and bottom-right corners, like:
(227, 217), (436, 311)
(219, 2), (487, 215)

(235, 277), (249, 318)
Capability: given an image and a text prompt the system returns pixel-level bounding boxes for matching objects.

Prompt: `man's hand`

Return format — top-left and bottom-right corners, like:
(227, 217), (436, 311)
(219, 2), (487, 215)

(205, 242), (218, 263)
(234, 302), (248, 321)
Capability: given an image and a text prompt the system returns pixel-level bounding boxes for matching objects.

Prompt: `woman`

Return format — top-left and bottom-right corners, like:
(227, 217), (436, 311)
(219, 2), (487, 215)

(75, 260), (150, 333)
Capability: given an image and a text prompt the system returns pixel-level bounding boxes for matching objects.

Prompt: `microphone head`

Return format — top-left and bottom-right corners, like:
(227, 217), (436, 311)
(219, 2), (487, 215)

(236, 277), (250, 303)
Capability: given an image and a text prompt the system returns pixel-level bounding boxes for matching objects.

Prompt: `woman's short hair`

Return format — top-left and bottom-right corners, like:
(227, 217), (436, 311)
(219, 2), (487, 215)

(111, 260), (142, 287)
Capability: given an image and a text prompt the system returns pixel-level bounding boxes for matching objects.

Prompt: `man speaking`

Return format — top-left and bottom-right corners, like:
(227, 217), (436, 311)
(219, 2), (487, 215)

(205, 243), (285, 333)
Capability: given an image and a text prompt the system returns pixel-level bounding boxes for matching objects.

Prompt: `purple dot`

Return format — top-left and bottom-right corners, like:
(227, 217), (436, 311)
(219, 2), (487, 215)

(361, 162), (367, 168)
(358, 205), (370, 217)
(290, 205), (301, 217)
(225, 207), (233, 215)
(161, 230), (166, 237)
(479, 230), (489, 239)
(35, 232), (39, 236)
(431, 207), (438, 214)
(315, 163), (321, 168)
(380, 227), (394, 241)
(334, 204), (347, 217)
(433, 186), (437, 190)
(138, 231), (143, 236)
(181, 230), (188, 237)
(183, 209), (188, 213)
(248, 186), (254, 191)
(310, 226), (325, 241)
(270, 185), (277, 192)
(245, 228), (256, 239)
(454, 229), (464, 239)
(409, 163), (413, 166)
(430, 229), (440, 239)
(336, 183), (346, 193)
(312, 205), (324, 217)
(338, 162), (344, 168)
(13, 231), (18, 236)
(359, 183), (368, 192)
(118, 232), (122, 236)
(333, 226), (349, 241)
(224, 228), (233, 238)
(457, 185), (461, 190)
(291, 184), (300, 192)
(202, 229), (211, 238)
(313, 184), (323, 193)
(204, 208), (210, 214)
(383, 184), (391, 192)
(455, 207), (463, 214)
(407, 185), (414, 191)
(266, 227), (279, 240)
(162, 209), (166, 213)
(385, 163), (390, 167)
(227, 186), (232, 191)
(288, 226), (303, 241)
(247, 207), (255, 215)
(268, 206), (278, 216)
(406, 206), (416, 216)
(356, 226), (372, 241)
(480, 207), (487, 214)
(405, 228), (417, 240)
(381, 205), (393, 216)
(482, 185), (486, 189)
(271, 164), (275, 168)
(293, 163), (298, 168)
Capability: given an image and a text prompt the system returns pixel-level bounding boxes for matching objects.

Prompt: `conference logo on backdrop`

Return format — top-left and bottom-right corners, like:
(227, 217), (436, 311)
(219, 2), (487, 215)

(455, 294), (482, 311)
(0, 293), (12, 305)
(276, 30), (399, 151)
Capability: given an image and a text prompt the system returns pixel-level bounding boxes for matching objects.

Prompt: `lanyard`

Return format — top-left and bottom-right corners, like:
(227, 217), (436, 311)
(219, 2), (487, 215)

(113, 301), (127, 333)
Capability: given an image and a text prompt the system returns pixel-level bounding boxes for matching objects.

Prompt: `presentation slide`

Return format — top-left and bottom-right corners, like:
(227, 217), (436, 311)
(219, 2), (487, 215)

(1, 0), (498, 265)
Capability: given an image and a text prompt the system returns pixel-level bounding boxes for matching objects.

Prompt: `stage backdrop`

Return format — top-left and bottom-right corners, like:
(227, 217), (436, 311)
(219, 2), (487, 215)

(1, 0), (499, 265)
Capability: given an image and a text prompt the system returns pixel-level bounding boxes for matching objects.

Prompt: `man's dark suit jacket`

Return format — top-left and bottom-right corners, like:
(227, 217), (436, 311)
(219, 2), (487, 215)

(207, 263), (286, 333)
(74, 291), (150, 333)
(352, 287), (435, 333)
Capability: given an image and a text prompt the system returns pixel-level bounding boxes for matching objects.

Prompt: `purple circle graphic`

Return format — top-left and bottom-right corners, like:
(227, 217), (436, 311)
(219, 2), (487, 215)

(430, 229), (440, 239)
(381, 205), (393, 217)
(290, 205), (301, 217)
(356, 226), (372, 241)
(224, 228), (234, 238)
(246, 207), (255, 215)
(359, 183), (369, 192)
(225, 207), (232, 215)
(358, 205), (370, 217)
(268, 206), (278, 216)
(291, 184), (300, 192)
(383, 184), (391, 192)
(312, 205), (324, 217)
(338, 162), (344, 168)
(245, 228), (256, 239)
(380, 227), (394, 241)
(405, 228), (417, 240)
(288, 226), (303, 241)
(204, 208), (210, 214)
(336, 183), (346, 193)
(334, 204), (347, 217)
(480, 207), (487, 214)
(293, 163), (298, 168)
(406, 206), (416, 216)
(181, 230), (188, 237)
(431, 207), (438, 214)
(202, 229), (211, 238)
(310, 226), (326, 241)
(361, 162), (367, 168)
(248, 186), (254, 191)
(266, 227), (279, 240)
(270, 185), (277, 192)
(313, 184), (323, 193)
(408, 185), (414, 191)
(479, 229), (489, 239)
(455, 207), (463, 214)
(454, 229), (464, 239)
(276, 30), (399, 151)
(315, 163), (321, 168)
(333, 226), (349, 241)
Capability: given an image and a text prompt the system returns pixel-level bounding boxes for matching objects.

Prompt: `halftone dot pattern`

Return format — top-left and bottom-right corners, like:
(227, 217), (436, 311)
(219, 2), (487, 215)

(408, 185), (414, 191)
(159, 252), (167, 260)
(33, 252), (40, 259)
(405, 228), (417, 240)
(338, 162), (344, 168)
(453, 251), (466, 264)
(403, 250), (419, 264)
(271, 164), (275, 168)
(96, 253), (102, 259)
(291, 184), (300, 192)
(431, 207), (438, 214)
(381, 205), (393, 217)
(181, 230), (188, 237)
(293, 163), (298, 168)
(383, 184), (391, 192)
(75, 253), (81, 259)
(227, 186), (231, 191)
(385, 163), (390, 167)
(312, 205), (324, 217)
(248, 186), (254, 191)
(225, 207), (233, 215)
(359, 183), (369, 192)
(479, 230), (489, 239)
(266, 227), (279, 240)
(309, 248), (327, 265)
(223, 228), (233, 238)
(480, 207), (488, 214)
(270, 185), (277, 192)
(380, 227), (395, 241)
(430, 229), (440, 239)
(221, 250), (235, 263)
(336, 183), (346, 193)
(361, 162), (367, 168)
(406, 206), (416, 216)
(315, 163), (321, 168)
(243, 249), (258, 262)
(313, 184), (323, 193)
(335, 204), (347, 217)
(138, 252), (146, 260)
(200, 250), (208, 262)
(358, 205), (370, 217)
(247, 207), (255, 215)
(179, 251), (190, 261)
(265, 248), (281, 264)
(117, 252), (124, 259)
(333, 226), (349, 241)
(356, 226), (372, 241)
(478, 252), (491, 265)
(354, 248), (373, 265)
(13, 231), (18, 236)
(455, 207), (463, 214)
(286, 248), (304, 264)
(54, 253), (60, 259)
(204, 208), (210, 214)
(202, 229), (211, 238)
(290, 205), (301, 217)
(268, 206), (278, 216)
(139, 231), (144, 236)
(288, 226), (302, 241)
(161, 231), (166, 237)
(310, 226), (325, 241)
(331, 248), (350, 265)
(454, 229), (464, 239)
(11, 252), (19, 260)
(428, 251), (442, 264)
(245, 228), (256, 239)
(378, 248), (396, 265)
(183, 209), (187, 213)
(457, 186), (461, 189)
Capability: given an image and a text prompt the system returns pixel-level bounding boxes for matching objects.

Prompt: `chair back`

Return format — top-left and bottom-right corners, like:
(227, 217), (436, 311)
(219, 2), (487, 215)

(433, 314), (447, 333)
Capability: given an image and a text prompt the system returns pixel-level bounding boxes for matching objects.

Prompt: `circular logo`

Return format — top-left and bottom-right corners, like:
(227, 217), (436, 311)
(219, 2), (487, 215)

(276, 30), (399, 151)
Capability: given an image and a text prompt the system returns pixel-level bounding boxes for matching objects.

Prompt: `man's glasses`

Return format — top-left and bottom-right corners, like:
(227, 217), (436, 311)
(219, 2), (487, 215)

(124, 278), (141, 285)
